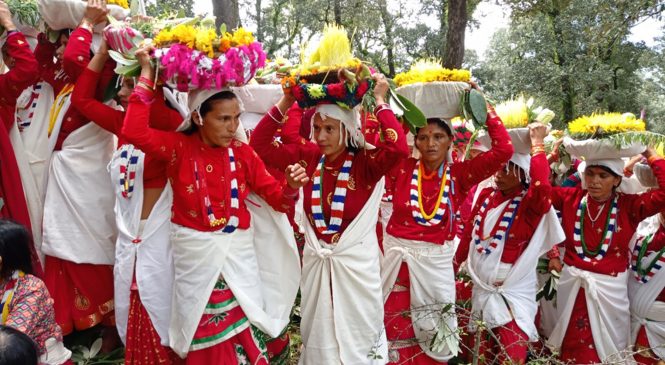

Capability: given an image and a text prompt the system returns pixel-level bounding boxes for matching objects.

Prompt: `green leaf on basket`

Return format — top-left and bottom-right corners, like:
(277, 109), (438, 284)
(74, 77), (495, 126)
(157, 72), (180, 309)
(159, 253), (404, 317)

(396, 94), (427, 129)
(108, 50), (136, 66)
(468, 89), (487, 127)
(115, 62), (142, 77)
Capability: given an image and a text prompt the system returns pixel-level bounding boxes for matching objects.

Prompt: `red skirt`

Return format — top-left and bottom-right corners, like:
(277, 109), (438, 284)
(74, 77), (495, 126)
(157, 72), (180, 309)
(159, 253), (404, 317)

(185, 278), (269, 365)
(266, 332), (290, 365)
(43, 256), (114, 335)
(472, 319), (528, 364)
(384, 263), (446, 364)
(125, 288), (183, 365)
(559, 289), (602, 364)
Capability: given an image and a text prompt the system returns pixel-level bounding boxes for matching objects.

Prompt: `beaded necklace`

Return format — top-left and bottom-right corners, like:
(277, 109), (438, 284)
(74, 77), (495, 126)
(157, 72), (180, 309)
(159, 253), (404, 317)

(630, 233), (665, 283)
(409, 161), (454, 228)
(193, 148), (239, 231)
(118, 144), (141, 199)
(573, 194), (619, 262)
(472, 190), (524, 255)
(311, 151), (354, 234)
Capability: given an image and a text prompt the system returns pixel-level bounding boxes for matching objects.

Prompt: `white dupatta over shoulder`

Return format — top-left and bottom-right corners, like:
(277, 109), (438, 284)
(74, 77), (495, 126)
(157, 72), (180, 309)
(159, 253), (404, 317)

(299, 179), (388, 365)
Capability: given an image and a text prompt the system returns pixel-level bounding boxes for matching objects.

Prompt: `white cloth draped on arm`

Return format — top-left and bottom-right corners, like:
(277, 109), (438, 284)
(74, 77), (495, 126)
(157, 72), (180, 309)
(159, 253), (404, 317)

(168, 193), (300, 358)
(466, 205), (564, 341)
(298, 179), (388, 365)
(110, 147), (174, 346)
(547, 266), (635, 364)
(380, 233), (459, 361)
(41, 122), (117, 264)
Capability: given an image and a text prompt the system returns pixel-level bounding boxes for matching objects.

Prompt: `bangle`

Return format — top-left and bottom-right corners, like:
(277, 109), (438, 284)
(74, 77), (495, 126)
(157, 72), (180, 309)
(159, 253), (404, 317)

(531, 150), (545, 157)
(138, 76), (155, 89)
(136, 82), (154, 93)
(532, 142), (545, 148)
(548, 152), (559, 162)
(79, 20), (94, 33)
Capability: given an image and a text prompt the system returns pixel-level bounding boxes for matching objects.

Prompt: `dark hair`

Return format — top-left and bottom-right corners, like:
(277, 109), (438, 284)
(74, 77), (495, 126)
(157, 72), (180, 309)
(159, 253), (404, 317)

(416, 118), (453, 137)
(0, 220), (34, 279)
(184, 91), (238, 135)
(0, 326), (39, 365)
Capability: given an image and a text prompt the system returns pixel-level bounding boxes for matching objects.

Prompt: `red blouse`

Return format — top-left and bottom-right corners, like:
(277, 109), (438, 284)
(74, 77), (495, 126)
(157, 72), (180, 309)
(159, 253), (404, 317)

(251, 104), (410, 243)
(551, 159), (665, 276)
(43, 28), (115, 151)
(0, 32), (39, 131)
(121, 93), (298, 232)
(386, 110), (514, 244)
(71, 68), (183, 188)
(455, 153), (552, 266)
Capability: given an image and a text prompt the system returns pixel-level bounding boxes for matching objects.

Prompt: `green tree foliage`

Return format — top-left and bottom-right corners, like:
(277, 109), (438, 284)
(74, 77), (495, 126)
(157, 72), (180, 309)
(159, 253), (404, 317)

(247, 0), (480, 77)
(145, 0), (194, 18)
(472, 0), (665, 129)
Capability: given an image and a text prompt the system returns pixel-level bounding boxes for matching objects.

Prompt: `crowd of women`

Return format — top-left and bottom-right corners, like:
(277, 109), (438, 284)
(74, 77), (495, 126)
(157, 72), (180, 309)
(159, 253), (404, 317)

(0, 0), (664, 364)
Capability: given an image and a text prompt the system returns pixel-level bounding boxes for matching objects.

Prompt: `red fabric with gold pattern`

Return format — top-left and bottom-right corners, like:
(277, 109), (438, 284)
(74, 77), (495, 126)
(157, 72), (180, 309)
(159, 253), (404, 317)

(634, 325), (662, 364)
(559, 289), (602, 364)
(43, 256), (114, 335)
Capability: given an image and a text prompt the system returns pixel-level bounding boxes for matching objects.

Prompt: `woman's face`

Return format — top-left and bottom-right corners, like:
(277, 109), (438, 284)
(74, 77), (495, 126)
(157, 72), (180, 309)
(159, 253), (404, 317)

(117, 78), (134, 109)
(195, 98), (241, 148)
(313, 113), (346, 159)
(55, 33), (69, 63)
(584, 166), (621, 200)
(494, 163), (523, 192)
(415, 123), (451, 167)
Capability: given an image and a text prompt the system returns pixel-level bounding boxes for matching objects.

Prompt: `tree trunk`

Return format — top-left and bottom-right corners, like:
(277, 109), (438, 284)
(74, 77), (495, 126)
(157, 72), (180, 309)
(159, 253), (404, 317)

(255, 0), (263, 41)
(333, 0), (342, 25)
(377, 0), (395, 76)
(443, 0), (466, 68)
(212, 0), (240, 30)
(546, 9), (575, 122)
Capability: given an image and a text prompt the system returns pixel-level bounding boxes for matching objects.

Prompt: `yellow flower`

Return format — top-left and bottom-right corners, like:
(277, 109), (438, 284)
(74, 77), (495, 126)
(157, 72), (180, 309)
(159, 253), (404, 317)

(107, 0), (129, 9)
(195, 28), (217, 57)
(155, 24), (198, 49)
(231, 27), (255, 46)
(394, 59), (471, 87)
(494, 97), (530, 129)
(568, 112), (646, 138)
(307, 84), (325, 99)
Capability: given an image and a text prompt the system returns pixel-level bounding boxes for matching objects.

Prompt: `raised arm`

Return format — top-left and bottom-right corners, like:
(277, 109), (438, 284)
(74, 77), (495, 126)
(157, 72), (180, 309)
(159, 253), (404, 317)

(250, 94), (317, 171)
(626, 149), (665, 224)
(71, 40), (124, 134)
(120, 45), (180, 160)
(522, 123), (552, 215)
(362, 74), (410, 181)
(454, 105), (514, 195)
(62, 0), (108, 81)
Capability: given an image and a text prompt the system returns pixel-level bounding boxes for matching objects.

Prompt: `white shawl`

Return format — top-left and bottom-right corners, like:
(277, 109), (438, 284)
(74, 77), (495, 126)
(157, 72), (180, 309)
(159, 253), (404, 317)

(466, 203), (564, 341)
(109, 148), (174, 346)
(298, 179), (388, 365)
(41, 122), (117, 264)
(548, 267), (636, 364)
(381, 233), (459, 361)
(169, 193), (300, 357)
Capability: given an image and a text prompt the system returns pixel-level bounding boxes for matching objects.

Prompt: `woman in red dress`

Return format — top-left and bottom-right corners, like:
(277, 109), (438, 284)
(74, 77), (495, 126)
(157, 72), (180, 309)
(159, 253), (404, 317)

(381, 94), (513, 364)
(251, 75), (409, 363)
(122, 45), (307, 364)
(547, 145), (665, 364)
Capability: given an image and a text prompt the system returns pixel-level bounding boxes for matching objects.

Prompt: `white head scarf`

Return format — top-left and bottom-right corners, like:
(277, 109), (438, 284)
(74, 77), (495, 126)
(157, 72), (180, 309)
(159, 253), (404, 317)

(176, 88), (248, 143)
(508, 152), (531, 183)
(311, 104), (375, 150)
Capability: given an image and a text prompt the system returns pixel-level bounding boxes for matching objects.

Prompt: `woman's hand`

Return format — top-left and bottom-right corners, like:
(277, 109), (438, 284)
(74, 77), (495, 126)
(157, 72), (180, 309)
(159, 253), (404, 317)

(135, 43), (155, 79)
(0, 0), (16, 31)
(528, 122), (547, 145)
(372, 73), (389, 105)
(548, 257), (563, 273)
(82, 0), (109, 26)
(286, 163), (310, 189)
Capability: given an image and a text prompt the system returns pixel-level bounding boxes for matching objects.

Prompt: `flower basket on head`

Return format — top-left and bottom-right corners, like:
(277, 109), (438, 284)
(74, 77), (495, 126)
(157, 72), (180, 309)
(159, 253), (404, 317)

(563, 112), (655, 159)
(634, 163), (657, 188)
(394, 59), (470, 121)
(104, 18), (266, 91)
(1, 0), (40, 36)
(38, 0), (129, 31)
(254, 57), (292, 84)
(476, 96), (555, 154)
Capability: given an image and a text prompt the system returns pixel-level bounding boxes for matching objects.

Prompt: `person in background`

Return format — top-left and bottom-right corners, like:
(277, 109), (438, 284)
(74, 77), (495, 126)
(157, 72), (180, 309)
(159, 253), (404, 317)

(0, 220), (71, 364)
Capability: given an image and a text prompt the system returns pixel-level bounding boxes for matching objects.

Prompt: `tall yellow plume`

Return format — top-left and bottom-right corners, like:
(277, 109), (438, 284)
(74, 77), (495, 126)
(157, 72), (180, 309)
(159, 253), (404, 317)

(306, 24), (353, 67)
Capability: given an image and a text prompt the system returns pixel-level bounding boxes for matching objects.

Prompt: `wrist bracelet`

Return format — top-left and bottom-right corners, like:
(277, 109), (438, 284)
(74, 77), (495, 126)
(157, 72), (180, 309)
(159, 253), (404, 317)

(138, 76), (155, 89)
(79, 21), (94, 33)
